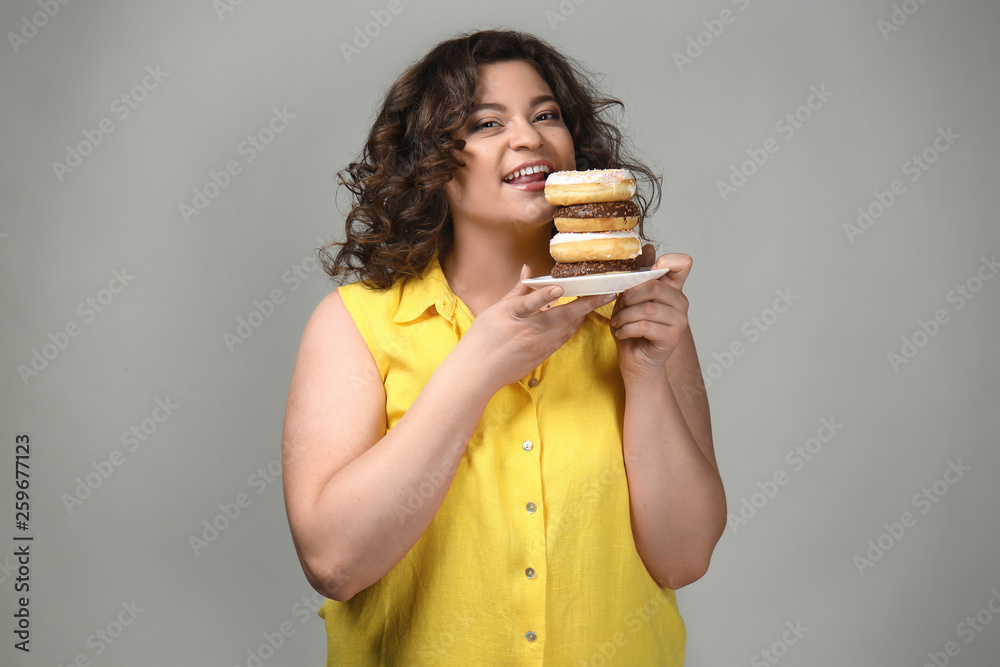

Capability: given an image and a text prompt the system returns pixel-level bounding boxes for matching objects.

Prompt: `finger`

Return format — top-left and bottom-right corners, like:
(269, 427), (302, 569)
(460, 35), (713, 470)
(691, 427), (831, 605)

(540, 292), (615, 326)
(505, 269), (536, 301)
(616, 277), (688, 313)
(557, 292), (617, 316)
(612, 318), (678, 343)
(610, 300), (686, 331)
(653, 253), (693, 287)
(508, 262), (550, 294)
(509, 269), (565, 318)
(510, 287), (565, 318)
(505, 264), (533, 298)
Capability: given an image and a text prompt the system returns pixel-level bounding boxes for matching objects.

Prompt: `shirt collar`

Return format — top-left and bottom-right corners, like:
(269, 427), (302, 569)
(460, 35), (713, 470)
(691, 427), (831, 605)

(391, 255), (461, 325)
(391, 255), (616, 324)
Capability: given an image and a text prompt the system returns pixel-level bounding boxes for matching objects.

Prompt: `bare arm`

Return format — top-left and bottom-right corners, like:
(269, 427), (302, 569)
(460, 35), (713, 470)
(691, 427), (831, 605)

(621, 327), (725, 589)
(610, 250), (726, 589)
(282, 274), (616, 601)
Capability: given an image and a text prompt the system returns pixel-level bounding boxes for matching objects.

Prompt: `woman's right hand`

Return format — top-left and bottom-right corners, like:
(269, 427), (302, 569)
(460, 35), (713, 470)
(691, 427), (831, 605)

(463, 264), (616, 390)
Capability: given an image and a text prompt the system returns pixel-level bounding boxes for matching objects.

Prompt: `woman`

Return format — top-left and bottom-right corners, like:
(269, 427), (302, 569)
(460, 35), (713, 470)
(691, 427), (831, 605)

(282, 29), (725, 665)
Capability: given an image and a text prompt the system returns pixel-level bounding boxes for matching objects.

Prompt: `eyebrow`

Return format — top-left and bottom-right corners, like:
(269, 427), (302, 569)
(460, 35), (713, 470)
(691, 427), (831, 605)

(468, 95), (560, 114)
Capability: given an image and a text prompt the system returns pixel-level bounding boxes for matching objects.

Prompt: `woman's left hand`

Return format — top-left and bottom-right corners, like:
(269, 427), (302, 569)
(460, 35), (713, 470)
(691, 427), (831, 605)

(610, 245), (692, 380)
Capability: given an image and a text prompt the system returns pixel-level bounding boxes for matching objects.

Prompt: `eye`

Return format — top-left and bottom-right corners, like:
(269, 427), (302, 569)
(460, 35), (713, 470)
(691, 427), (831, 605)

(474, 119), (501, 131)
(535, 110), (561, 122)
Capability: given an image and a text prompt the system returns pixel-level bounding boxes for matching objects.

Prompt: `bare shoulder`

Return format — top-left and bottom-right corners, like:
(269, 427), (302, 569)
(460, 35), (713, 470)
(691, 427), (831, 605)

(281, 290), (386, 508)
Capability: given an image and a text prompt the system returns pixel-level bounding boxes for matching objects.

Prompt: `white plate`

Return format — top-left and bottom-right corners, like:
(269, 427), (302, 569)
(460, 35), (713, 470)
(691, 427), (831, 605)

(521, 267), (669, 297)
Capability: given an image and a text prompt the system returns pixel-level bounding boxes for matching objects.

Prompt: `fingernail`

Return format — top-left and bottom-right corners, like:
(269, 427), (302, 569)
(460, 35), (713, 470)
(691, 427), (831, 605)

(520, 264), (528, 279)
(603, 293), (617, 303)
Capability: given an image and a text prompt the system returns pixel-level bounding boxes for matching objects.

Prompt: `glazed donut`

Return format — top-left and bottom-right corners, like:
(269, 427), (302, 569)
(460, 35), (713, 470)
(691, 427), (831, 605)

(551, 259), (637, 278)
(549, 230), (642, 263)
(544, 169), (636, 206)
(553, 200), (640, 233)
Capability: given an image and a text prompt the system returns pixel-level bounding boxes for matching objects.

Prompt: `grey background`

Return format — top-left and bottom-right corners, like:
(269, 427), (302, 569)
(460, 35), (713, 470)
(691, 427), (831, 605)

(2, 0), (999, 665)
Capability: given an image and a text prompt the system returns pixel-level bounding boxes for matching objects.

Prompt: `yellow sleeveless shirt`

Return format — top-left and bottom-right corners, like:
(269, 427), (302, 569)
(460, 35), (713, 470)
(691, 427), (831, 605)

(320, 257), (686, 666)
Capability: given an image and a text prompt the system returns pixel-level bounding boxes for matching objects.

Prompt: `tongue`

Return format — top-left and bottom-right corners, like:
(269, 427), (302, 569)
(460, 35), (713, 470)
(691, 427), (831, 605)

(507, 172), (548, 185)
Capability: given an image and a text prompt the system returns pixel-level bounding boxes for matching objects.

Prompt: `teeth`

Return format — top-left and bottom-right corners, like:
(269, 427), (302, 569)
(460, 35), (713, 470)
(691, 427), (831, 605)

(505, 164), (551, 181)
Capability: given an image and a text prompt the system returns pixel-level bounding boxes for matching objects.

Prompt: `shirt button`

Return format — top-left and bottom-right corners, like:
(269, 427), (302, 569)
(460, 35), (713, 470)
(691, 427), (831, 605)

(528, 378), (539, 387)
(525, 567), (536, 579)
(525, 631), (537, 642)
(526, 502), (536, 514)
(522, 440), (533, 452)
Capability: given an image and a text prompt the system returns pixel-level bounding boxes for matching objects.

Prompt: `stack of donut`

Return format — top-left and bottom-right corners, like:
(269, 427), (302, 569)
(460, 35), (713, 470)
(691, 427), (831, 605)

(544, 169), (642, 278)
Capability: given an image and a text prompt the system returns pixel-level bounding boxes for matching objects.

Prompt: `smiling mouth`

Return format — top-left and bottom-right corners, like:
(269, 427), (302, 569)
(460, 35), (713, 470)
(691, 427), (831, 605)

(503, 164), (551, 184)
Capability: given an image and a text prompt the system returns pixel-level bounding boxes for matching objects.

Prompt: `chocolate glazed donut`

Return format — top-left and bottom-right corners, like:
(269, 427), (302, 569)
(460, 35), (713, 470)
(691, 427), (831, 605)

(551, 259), (637, 278)
(553, 201), (640, 233)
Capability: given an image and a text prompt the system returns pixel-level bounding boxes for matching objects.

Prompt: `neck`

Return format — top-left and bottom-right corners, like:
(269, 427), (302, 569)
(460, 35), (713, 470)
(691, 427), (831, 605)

(442, 222), (555, 316)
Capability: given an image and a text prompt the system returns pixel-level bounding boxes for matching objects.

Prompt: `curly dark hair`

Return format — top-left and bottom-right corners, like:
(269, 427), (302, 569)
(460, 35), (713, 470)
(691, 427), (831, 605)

(320, 28), (662, 288)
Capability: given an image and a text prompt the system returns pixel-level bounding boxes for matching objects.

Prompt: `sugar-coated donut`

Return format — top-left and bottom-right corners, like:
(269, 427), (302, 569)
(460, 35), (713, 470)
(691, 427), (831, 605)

(549, 230), (642, 263)
(553, 200), (640, 233)
(544, 169), (636, 206)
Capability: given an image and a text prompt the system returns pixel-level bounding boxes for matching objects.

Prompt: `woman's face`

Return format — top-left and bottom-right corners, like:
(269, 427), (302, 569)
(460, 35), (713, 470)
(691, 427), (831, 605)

(445, 59), (576, 234)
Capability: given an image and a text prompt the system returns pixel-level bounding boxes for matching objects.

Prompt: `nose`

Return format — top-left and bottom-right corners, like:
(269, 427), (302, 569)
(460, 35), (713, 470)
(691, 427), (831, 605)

(508, 118), (543, 150)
